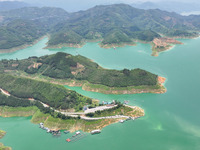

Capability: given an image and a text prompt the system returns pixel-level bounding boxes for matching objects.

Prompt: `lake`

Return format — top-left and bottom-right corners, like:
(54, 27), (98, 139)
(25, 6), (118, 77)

(0, 38), (200, 150)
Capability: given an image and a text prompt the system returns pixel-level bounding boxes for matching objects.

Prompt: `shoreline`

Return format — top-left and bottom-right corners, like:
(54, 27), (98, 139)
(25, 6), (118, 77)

(99, 42), (136, 49)
(151, 37), (184, 57)
(16, 72), (167, 95)
(0, 36), (47, 54)
(0, 105), (144, 133)
(0, 35), (198, 56)
(151, 44), (174, 57)
(81, 76), (166, 95)
(44, 42), (85, 49)
(0, 130), (11, 150)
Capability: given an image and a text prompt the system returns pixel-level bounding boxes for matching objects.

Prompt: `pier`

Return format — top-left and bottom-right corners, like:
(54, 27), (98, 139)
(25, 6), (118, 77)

(66, 132), (87, 143)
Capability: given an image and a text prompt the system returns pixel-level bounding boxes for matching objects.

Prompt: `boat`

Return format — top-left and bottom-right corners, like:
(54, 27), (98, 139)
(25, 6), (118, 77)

(39, 122), (44, 128)
(76, 131), (81, 135)
(119, 120), (124, 123)
(44, 127), (48, 130)
(64, 130), (70, 134)
(66, 138), (71, 142)
(90, 129), (101, 135)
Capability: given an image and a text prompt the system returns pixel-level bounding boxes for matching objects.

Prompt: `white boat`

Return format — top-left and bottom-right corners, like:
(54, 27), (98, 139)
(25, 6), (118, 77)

(119, 120), (124, 123)
(76, 131), (81, 135)
(39, 123), (44, 128)
(91, 129), (101, 134)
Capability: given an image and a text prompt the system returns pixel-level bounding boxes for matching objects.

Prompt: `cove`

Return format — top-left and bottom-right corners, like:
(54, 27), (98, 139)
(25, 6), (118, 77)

(0, 38), (200, 150)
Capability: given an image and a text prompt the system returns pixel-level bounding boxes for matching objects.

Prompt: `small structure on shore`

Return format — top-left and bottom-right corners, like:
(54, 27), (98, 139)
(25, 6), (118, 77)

(66, 131), (87, 143)
(76, 131), (81, 135)
(39, 123), (60, 136)
(39, 123), (44, 128)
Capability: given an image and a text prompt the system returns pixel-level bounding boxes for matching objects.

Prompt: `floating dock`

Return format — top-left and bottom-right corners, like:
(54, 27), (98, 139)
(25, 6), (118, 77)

(66, 132), (87, 143)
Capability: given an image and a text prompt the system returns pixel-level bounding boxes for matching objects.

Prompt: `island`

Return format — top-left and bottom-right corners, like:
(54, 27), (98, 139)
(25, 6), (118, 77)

(0, 130), (11, 150)
(0, 52), (166, 94)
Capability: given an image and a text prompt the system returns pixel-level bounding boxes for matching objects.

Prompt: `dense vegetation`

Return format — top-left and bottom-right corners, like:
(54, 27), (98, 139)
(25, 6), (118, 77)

(0, 74), (92, 110)
(48, 30), (83, 46)
(166, 29), (199, 37)
(0, 92), (78, 120)
(0, 7), (69, 50)
(47, 4), (199, 47)
(0, 52), (158, 87)
(0, 93), (33, 107)
(0, 4), (199, 50)
(0, 19), (45, 49)
(101, 29), (133, 45)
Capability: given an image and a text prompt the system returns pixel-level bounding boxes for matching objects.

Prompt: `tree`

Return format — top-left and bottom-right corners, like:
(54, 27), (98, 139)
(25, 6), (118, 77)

(123, 68), (130, 76)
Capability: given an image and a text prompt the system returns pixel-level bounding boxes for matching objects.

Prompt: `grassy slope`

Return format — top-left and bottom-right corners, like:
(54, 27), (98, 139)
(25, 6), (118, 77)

(92, 105), (144, 117)
(0, 106), (38, 117)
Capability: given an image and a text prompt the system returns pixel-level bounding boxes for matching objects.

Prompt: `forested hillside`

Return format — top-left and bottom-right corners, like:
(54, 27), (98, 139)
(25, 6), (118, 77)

(0, 74), (92, 110)
(0, 52), (158, 87)
(0, 4), (199, 51)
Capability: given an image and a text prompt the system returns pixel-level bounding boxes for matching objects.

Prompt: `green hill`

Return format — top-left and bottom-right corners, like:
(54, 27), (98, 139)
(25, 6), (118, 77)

(0, 73), (92, 110)
(47, 4), (199, 48)
(100, 29), (134, 47)
(0, 19), (45, 50)
(0, 52), (158, 87)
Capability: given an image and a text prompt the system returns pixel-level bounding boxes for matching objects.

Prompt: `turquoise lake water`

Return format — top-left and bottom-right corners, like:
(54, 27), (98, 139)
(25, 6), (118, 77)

(0, 38), (200, 150)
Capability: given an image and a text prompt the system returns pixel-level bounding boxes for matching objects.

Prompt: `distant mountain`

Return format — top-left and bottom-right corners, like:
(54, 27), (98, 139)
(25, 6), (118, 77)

(0, 19), (46, 50)
(47, 4), (199, 49)
(0, 7), (69, 50)
(131, 1), (200, 14)
(0, 7), (69, 25)
(0, 1), (30, 12)
(0, 4), (199, 54)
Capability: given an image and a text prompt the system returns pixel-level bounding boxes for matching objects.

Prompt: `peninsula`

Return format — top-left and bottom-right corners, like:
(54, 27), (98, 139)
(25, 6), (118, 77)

(152, 37), (183, 56)
(0, 92), (144, 132)
(0, 52), (166, 94)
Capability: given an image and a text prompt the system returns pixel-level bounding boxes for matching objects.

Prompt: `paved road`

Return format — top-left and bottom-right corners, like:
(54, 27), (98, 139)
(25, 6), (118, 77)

(0, 88), (135, 120)
(80, 115), (134, 120)
(84, 105), (117, 114)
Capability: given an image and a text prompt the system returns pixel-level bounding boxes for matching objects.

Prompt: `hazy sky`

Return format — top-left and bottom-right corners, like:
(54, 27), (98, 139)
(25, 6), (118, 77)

(1, 0), (199, 12)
